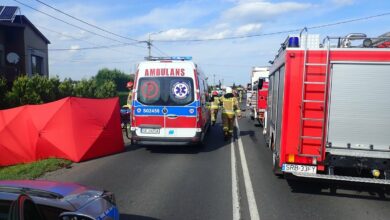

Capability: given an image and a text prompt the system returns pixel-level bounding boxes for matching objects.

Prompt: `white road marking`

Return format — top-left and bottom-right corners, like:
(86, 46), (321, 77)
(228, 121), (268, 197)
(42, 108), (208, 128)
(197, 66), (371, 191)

(231, 136), (240, 220)
(236, 117), (260, 220)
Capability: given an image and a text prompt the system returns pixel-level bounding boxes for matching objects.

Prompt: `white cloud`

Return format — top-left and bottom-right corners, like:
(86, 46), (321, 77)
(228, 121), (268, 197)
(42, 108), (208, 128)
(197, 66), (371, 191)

(331, 0), (355, 6)
(69, 45), (80, 51)
(235, 23), (262, 35)
(101, 2), (211, 31)
(222, 1), (312, 23)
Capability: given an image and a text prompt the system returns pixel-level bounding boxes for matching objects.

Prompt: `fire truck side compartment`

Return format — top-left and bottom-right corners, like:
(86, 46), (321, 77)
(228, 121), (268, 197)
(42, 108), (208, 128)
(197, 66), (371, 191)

(326, 63), (390, 154)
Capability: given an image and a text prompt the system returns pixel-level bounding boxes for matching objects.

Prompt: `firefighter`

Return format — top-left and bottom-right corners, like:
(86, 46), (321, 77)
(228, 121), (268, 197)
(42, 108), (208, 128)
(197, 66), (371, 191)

(238, 89), (243, 103)
(210, 90), (220, 125)
(125, 81), (134, 109)
(221, 87), (241, 139)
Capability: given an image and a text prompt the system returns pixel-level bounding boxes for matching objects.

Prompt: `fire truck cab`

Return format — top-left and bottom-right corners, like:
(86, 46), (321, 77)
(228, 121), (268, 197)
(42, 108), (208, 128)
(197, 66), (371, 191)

(248, 67), (269, 122)
(265, 30), (390, 184)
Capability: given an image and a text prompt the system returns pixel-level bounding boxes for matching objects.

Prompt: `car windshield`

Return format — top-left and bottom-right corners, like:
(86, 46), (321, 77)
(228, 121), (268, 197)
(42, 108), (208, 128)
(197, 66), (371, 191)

(137, 77), (194, 106)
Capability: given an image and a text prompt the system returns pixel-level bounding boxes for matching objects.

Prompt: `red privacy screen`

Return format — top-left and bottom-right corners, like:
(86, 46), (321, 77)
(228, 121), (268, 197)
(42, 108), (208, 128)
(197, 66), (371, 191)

(0, 97), (124, 166)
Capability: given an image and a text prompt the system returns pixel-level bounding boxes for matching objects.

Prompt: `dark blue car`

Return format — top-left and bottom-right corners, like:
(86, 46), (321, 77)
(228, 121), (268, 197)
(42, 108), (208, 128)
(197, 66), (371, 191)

(0, 180), (119, 220)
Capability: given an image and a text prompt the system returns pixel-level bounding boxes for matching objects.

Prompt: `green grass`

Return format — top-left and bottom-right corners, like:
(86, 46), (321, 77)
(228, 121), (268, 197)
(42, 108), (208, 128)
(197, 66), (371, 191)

(0, 158), (72, 180)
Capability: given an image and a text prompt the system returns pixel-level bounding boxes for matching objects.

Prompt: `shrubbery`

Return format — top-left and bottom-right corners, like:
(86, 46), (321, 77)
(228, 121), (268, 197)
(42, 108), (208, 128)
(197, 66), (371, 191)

(0, 68), (133, 110)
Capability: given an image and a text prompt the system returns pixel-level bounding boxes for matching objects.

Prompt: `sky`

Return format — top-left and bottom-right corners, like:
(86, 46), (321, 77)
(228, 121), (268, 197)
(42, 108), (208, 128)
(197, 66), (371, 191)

(3, 0), (390, 86)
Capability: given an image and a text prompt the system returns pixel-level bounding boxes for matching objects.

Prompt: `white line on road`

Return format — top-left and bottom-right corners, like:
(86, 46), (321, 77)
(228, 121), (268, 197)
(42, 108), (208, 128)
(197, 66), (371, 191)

(231, 136), (240, 220)
(236, 117), (260, 220)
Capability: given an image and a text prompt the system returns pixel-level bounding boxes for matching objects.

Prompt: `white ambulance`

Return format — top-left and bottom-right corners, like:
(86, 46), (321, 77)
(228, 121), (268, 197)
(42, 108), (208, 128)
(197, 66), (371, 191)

(130, 57), (211, 145)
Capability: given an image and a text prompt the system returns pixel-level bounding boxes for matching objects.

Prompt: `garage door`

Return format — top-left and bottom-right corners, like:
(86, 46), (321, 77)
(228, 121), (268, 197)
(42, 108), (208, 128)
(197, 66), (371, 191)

(327, 63), (390, 151)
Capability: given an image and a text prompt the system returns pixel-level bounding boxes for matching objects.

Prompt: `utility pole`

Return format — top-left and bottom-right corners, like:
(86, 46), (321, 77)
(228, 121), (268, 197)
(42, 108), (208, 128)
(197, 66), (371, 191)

(145, 31), (164, 60)
(213, 74), (216, 87)
(147, 34), (152, 60)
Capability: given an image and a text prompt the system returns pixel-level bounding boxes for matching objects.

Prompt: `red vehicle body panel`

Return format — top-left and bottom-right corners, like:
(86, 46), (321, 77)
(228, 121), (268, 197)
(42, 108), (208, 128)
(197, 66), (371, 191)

(257, 82), (269, 111)
(275, 49), (390, 169)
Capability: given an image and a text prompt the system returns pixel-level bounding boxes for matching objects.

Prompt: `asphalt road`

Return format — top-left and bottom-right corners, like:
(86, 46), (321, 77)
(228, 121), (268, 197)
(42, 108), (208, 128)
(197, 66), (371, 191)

(42, 107), (390, 220)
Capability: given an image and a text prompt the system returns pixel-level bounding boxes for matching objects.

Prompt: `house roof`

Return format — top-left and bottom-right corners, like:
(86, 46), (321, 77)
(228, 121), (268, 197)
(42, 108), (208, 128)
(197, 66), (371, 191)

(14, 15), (51, 44)
(0, 15), (50, 44)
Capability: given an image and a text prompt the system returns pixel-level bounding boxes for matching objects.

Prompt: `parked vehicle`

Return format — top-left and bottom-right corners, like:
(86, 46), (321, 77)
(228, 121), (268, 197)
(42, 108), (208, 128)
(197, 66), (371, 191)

(254, 78), (269, 126)
(0, 180), (119, 220)
(265, 30), (390, 184)
(130, 56), (211, 145)
(247, 67), (269, 122)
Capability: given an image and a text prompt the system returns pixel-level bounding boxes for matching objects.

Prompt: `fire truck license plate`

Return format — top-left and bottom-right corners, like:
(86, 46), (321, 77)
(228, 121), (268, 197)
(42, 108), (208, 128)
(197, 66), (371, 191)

(282, 164), (317, 174)
(141, 128), (160, 134)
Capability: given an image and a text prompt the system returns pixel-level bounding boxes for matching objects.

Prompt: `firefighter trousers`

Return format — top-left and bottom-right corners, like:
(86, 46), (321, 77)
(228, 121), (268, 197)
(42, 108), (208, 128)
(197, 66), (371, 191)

(222, 112), (235, 136)
(211, 108), (218, 124)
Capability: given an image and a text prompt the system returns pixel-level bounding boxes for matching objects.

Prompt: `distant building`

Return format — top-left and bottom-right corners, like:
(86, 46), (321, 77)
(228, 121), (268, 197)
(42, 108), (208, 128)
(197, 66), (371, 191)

(0, 6), (50, 83)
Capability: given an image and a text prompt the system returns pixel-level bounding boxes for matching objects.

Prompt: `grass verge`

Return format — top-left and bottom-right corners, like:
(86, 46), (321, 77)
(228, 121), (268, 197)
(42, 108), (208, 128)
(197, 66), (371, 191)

(0, 158), (72, 180)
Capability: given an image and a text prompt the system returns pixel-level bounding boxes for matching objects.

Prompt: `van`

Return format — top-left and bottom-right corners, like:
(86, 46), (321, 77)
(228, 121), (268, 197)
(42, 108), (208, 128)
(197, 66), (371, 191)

(130, 57), (211, 145)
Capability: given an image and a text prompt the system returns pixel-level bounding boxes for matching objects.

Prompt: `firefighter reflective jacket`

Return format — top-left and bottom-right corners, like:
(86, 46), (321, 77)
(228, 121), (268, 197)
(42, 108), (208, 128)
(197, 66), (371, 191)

(210, 96), (220, 110)
(221, 94), (241, 116)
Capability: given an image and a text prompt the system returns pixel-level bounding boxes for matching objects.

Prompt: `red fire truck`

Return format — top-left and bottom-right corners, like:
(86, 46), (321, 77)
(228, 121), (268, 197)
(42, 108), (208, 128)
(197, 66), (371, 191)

(255, 80), (269, 126)
(264, 29), (390, 184)
(248, 67), (269, 125)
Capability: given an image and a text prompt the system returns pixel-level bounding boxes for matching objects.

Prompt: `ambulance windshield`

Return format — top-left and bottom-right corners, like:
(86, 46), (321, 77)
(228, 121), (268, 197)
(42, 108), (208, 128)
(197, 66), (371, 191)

(137, 77), (194, 106)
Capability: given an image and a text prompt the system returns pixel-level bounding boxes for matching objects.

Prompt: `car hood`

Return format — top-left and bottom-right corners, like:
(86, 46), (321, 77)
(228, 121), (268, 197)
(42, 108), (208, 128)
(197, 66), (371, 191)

(0, 180), (104, 210)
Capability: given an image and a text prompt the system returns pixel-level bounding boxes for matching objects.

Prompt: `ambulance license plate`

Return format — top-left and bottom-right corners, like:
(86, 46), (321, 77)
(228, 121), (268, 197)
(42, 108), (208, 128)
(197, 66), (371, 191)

(141, 128), (160, 134)
(282, 164), (316, 174)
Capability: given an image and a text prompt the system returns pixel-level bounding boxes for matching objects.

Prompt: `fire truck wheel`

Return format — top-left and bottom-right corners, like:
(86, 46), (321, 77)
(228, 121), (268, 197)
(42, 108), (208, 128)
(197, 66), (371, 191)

(272, 151), (283, 177)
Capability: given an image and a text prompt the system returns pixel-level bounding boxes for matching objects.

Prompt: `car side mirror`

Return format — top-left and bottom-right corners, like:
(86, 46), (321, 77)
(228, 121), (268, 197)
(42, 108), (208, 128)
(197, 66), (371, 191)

(258, 78), (264, 90)
(59, 212), (95, 220)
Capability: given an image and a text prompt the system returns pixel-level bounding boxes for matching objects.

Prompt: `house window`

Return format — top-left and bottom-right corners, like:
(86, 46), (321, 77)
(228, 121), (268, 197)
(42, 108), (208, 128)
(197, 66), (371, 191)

(31, 55), (43, 75)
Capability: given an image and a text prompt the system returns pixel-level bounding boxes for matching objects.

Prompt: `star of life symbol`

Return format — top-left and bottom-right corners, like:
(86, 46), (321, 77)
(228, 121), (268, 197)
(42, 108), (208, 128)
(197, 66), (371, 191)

(172, 82), (189, 99)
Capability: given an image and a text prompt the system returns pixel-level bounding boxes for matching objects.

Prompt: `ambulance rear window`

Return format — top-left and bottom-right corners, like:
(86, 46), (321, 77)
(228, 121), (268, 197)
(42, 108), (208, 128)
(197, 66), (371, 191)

(137, 77), (194, 106)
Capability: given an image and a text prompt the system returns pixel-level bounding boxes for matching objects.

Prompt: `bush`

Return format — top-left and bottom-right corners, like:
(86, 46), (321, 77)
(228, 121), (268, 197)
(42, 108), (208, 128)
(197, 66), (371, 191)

(1, 69), (124, 109)
(58, 78), (74, 98)
(74, 78), (97, 98)
(0, 77), (7, 108)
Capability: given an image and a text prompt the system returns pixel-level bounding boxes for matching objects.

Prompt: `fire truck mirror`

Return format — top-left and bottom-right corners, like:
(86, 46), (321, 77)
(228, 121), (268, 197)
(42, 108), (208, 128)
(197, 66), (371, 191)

(258, 78), (264, 90)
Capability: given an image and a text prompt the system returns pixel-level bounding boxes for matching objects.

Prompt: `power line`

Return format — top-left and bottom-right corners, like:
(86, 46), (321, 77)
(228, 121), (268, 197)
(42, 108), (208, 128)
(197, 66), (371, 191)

(29, 43), (146, 52)
(151, 44), (169, 56)
(37, 25), (145, 55)
(13, 0), (145, 48)
(34, 0), (141, 43)
(154, 11), (390, 42)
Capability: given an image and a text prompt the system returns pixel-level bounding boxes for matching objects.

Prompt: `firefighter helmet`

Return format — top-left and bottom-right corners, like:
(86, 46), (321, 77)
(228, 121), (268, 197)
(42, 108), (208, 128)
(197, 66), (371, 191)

(226, 87), (233, 94)
(126, 81), (134, 88)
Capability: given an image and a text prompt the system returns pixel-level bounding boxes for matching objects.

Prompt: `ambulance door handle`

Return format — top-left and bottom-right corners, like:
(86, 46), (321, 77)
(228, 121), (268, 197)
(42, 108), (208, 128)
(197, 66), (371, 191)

(167, 114), (178, 119)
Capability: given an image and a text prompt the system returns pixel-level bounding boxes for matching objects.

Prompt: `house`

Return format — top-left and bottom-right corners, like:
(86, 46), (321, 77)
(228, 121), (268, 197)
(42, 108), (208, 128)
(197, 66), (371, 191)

(0, 6), (50, 83)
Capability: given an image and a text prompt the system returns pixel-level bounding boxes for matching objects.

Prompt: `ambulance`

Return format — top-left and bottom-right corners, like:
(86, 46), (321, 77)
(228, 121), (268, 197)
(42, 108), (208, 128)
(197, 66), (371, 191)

(130, 57), (211, 145)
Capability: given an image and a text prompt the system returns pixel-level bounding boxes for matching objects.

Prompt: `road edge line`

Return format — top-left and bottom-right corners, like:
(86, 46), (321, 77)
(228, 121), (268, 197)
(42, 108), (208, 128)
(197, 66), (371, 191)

(236, 117), (260, 220)
(231, 136), (240, 220)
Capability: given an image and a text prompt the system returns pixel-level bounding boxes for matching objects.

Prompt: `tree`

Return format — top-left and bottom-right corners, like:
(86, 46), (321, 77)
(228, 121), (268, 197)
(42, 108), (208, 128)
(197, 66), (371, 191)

(95, 80), (117, 98)
(96, 68), (133, 92)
